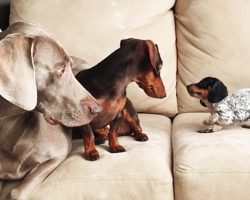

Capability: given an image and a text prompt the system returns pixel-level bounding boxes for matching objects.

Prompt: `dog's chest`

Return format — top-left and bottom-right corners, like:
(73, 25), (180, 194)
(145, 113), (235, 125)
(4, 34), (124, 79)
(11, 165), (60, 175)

(90, 98), (127, 128)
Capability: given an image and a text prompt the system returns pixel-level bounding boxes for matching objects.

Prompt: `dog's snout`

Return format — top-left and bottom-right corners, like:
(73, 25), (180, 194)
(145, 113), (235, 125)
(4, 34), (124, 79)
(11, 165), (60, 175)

(89, 104), (103, 114)
(162, 90), (167, 98)
(186, 85), (192, 93)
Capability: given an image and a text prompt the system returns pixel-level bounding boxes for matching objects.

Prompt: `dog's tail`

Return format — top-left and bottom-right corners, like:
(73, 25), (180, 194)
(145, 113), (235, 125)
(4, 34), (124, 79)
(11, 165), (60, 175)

(0, 28), (2, 32)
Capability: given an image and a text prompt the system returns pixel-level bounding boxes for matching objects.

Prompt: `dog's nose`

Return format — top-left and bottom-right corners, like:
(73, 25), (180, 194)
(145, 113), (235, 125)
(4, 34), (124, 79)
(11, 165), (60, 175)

(186, 85), (191, 93)
(162, 90), (167, 98)
(89, 104), (103, 114)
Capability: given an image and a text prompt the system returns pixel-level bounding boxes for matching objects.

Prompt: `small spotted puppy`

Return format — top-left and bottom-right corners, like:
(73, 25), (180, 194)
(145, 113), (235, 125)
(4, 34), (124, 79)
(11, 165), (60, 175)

(187, 77), (250, 133)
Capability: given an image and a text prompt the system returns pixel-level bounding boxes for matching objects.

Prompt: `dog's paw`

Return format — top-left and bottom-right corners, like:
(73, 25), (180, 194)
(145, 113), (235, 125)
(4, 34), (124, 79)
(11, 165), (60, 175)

(109, 145), (126, 153)
(198, 128), (213, 133)
(135, 133), (148, 142)
(242, 124), (250, 129)
(95, 136), (107, 145)
(203, 119), (212, 126)
(84, 150), (100, 161)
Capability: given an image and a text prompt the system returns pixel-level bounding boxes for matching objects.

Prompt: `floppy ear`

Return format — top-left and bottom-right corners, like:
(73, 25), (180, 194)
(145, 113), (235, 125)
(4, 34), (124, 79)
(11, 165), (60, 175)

(70, 56), (91, 75)
(120, 38), (134, 47)
(208, 81), (228, 103)
(145, 40), (158, 70)
(0, 33), (37, 110)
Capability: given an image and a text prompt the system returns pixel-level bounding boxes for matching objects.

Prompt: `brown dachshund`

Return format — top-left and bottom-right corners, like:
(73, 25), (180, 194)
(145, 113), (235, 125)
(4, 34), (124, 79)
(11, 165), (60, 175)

(74, 38), (166, 161)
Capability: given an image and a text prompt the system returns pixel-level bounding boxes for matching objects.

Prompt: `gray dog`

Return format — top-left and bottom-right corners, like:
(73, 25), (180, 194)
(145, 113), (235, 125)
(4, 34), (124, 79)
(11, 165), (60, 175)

(0, 22), (102, 200)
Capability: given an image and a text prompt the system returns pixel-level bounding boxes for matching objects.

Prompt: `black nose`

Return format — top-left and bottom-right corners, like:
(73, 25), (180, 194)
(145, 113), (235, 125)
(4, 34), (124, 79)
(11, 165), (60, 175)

(186, 85), (192, 93)
(90, 105), (102, 114)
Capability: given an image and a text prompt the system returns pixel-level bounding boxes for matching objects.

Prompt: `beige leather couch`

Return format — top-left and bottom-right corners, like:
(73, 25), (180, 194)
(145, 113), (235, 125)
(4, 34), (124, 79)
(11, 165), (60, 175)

(1, 0), (250, 199)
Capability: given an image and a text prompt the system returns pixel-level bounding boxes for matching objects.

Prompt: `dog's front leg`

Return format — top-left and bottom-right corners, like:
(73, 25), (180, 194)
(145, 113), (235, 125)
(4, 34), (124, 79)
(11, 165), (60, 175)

(122, 107), (148, 141)
(198, 113), (223, 133)
(203, 114), (214, 126)
(108, 114), (126, 153)
(82, 124), (100, 161)
(8, 158), (65, 200)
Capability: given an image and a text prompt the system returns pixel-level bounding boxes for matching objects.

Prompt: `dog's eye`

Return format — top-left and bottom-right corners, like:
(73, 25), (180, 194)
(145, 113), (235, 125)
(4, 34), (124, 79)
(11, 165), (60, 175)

(56, 67), (65, 78)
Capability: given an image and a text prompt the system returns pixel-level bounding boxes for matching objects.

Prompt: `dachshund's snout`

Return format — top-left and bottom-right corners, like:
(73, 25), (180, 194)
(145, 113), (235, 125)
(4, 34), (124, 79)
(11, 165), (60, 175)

(89, 104), (103, 115)
(81, 99), (102, 115)
(186, 85), (193, 94)
(162, 90), (167, 98)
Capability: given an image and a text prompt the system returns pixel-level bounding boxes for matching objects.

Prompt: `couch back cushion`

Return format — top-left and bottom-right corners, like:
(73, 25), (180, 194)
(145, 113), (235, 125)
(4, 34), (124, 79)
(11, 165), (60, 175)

(9, 0), (177, 116)
(175, 0), (250, 112)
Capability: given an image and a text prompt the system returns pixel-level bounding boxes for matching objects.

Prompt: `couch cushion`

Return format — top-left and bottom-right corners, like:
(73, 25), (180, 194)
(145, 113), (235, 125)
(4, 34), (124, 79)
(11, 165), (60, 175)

(172, 113), (250, 200)
(1, 114), (173, 200)
(9, 0), (177, 116)
(175, 0), (250, 112)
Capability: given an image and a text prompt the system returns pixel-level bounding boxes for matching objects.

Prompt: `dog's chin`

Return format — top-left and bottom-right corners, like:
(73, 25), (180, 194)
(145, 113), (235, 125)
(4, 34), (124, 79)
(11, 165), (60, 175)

(145, 88), (166, 99)
(187, 91), (198, 98)
(60, 114), (96, 127)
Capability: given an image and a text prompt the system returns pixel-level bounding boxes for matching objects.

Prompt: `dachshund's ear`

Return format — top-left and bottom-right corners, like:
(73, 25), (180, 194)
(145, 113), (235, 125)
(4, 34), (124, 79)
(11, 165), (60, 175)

(145, 40), (158, 70)
(208, 81), (228, 103)
(120, 38), (134, 47)
(0, 33), (37, 111)
(200, 100), (207, 107)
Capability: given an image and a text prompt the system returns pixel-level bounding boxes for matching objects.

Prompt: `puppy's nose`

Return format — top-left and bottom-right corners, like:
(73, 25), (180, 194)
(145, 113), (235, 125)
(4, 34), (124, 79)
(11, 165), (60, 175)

(186, 85), (192, 93)
(89, 105), (103, 114)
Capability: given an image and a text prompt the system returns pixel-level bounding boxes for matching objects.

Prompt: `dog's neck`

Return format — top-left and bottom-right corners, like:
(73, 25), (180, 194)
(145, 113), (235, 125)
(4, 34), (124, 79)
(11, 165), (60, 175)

(76, 48), (140, 99)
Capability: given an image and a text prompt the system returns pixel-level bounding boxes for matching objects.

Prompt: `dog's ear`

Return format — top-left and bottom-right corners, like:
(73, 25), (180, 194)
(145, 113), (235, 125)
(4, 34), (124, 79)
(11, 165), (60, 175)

(70, 56), (91, 75)
(145, 40), (158, 70)
(208, 81), (228, 103)
(120, 38), (134, 47)
(0, 33), (37, 110)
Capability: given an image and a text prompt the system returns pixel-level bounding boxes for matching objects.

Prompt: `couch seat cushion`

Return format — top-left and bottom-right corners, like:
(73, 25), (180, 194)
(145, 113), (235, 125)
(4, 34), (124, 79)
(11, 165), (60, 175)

(172, 113), (250, 200)
(28, 114), (173, 200)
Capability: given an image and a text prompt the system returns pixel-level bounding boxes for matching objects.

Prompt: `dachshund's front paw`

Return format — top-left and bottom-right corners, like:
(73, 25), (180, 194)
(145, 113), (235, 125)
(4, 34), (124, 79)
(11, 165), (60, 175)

(84, 150), (100, 161)
(135, 133), (148, 141)
(109, 145), (126, 153)
(198, 128), (213, 133)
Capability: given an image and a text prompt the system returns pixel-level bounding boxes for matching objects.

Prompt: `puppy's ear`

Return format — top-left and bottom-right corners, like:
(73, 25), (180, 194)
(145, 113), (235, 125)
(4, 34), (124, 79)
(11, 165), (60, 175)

(208, 81), (228, 103)
(200, 100), (207, 107)
(120, 38), (134, 47)
(0, 33), (37, 111)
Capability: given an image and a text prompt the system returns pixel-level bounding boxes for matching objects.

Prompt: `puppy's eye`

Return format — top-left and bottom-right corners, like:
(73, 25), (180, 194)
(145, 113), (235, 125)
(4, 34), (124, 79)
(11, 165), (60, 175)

(56, 67), (65, 78)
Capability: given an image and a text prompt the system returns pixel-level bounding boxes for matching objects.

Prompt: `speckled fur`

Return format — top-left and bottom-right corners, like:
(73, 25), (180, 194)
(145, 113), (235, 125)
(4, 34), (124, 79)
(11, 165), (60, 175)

(215, 89), (250, 125)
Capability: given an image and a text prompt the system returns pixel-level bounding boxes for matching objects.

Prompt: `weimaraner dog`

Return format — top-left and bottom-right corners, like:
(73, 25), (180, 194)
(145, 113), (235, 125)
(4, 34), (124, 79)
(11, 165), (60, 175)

(0, 22), (102, 200)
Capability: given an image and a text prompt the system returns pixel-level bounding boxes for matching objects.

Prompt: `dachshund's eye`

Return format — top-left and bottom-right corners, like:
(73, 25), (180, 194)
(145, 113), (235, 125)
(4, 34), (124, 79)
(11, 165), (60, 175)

(56, 67), (65, 78)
